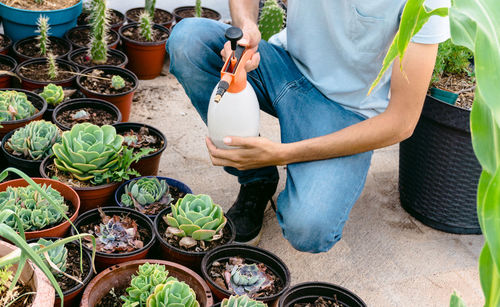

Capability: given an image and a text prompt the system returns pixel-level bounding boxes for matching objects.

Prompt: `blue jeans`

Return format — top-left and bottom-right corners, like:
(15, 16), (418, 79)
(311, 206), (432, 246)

(167, 19), (373, 253)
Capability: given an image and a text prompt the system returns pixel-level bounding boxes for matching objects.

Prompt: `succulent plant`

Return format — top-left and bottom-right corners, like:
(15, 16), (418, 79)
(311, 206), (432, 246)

(36, 15), (51, 56)
(34, 238), (68, 276)
(139, 11), (154, 41)
(221, 295), (267, 307)
(227, 263), (273, 296)
(40, 84), (64, 107)
(47, 53), (58, 80)
(52, 123), (124, 182)
(121, 263), (175, 307)
(146, 278), (199, 307)
(0, 91), (37, 122)
(164, 194), (226, 247)
(88, 0), (109, 64)
(111, 75), (126, 90)
(0, 184), (68, 232)
(195, 0), (202, 17)
(258, 0), (285, 41)
(121, 177), (173, 214)
(145, 0), (156, 18)
(6, 120), (61, 161)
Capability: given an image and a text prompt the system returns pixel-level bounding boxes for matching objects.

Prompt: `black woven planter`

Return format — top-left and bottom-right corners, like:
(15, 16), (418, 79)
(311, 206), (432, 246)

(399, 95), (481, 234)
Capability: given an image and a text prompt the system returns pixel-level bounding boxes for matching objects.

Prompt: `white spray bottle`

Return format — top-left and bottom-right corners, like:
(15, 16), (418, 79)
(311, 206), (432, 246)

(207, 27), (260, 149)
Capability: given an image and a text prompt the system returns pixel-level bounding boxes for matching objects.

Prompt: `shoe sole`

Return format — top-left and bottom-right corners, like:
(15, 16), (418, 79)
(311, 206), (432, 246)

(233, 202), (271, 246)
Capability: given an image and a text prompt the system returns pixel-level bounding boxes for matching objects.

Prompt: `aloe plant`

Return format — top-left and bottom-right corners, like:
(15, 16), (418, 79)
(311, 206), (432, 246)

(88, 0), (109, 64)
(36, 15), (50, 56)
(6, 120), (61, 161)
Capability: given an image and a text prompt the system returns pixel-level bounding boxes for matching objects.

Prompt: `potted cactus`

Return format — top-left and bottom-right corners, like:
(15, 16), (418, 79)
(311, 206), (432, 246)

(0, 54), (18, 88)
(173, 1), (222, 23)
(0, 33), (12, 55)
(81, 259), (214, 307)
(35, 83), (86, 121)
(78, 2), (125, 32)
(126, 0), (174, 29)
(0, 89), (47, 139)
(1, 120), (61, 176)
(13, 15), (72, 63)
(154, 194), (236, 271)
(278, 282), (367, 307)
(258, 0), (285, 41)
(119, 11), (169, 80)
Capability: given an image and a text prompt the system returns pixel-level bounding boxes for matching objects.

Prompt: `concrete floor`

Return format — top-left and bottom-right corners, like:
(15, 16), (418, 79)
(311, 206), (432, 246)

(130, 71), (484, 307)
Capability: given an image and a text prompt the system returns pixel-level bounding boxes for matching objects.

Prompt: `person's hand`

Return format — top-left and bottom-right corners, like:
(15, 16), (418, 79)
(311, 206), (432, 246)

(220, 22), (261, 72)
(206, 136), (286, 170)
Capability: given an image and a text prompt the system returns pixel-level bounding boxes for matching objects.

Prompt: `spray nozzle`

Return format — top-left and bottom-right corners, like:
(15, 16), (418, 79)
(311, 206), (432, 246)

(214, 80), (230, 103)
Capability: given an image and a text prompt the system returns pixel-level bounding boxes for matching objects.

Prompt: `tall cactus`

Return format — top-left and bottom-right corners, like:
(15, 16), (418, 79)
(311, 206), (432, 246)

(139, 11), (154, 41)
(36, 16), (50, 56)
(258, 0), (285, 41)
(195, 0), (202, 17)
(47, 54), (58, 80)
(88, 0), (109, 64)
(145, 0), (156, 18)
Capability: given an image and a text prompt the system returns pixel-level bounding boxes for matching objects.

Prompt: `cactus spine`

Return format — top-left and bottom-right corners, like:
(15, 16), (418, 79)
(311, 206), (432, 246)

(36, 16), (50, 56)
(258, 0), (285, 41)
(47, 54), (58, 80)
(145, 0), (156, 18)
(139, 11), (154, 41)
(195, 0), (202, 17)
(88, 0), (109, 64)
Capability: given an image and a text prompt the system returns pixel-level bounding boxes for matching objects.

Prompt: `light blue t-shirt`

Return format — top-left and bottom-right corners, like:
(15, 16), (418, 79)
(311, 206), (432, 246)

(269, 0), (451, 118)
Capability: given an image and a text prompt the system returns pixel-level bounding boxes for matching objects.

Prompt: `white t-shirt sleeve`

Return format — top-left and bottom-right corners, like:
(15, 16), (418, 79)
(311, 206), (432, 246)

(411, 0), (451, 44)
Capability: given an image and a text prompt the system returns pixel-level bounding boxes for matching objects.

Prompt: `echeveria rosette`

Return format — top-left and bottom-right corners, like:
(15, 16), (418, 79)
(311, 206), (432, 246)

(121, 177), (172, 214)
(7, 120), (61, 161)
(34, 238), (68, 276)
(0, 91), (37, 122)
(221, 295), (267, 307)
(146, 278), (199, 307)
(165, 194), (227, 241)
(228, 264), (271, 296)
(52, 123), (124, 182)
(40, 84), (64, 107)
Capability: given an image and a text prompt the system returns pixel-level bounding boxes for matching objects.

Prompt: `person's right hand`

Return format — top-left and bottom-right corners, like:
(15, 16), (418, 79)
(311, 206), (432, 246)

(220, 22), (261, 72)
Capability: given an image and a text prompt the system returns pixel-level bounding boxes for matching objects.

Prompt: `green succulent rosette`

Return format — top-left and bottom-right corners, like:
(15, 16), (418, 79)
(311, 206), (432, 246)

(146, 279), (199, 307)
(7, 120), (61, 161)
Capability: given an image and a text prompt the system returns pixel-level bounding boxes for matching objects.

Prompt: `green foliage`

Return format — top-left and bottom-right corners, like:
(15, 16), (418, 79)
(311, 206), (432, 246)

(258, 0), (285, 41)
(195, 0), (202, 18)
(221, 295), (267, 307)
(111, 75), (126, 90)
(121, 177), (172, 213)
(6, 120), (61, 161)
(47, 54), (58, 80)
(40, 84), (64, 107)
(34, 238), (68, 276)
(89, 0), (109, 64)
(145, 0), (156, 18)
(146, 278), (199, 307)
(449, 292), (467, 307)
(0, 91), (37, 122)
(432, 39), (474, 84)
(165, 194), (227, 241)
(139, 12), (154, 42)
(36, 15), (50, 56)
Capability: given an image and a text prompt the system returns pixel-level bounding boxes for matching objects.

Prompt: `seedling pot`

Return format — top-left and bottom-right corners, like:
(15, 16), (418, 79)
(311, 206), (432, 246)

(429, 87), (459, 105)
(0, 177), (80, 240)
(0, 33), (12, 54)
(201, 244), (291, 304)
(70, 207), (156, 271)
(13, 36), (72, 63)
(16, 58), (79, 90)
(278, 282), (367, 307)
(0, 1), (82, 41)
(0, 88), (47, 139)
(78, 8), (125, 32)
(1, 129), (45, 177)
(64, 25), (120, 50)
(68, 47), (128, 70)
(80, 259), (214, 307)
(119, 23), (169, 80)
(77, 65), (138, 122)
(112, 122), (167, 176)
(0, 54), (17, 88)
(172, 6), (222, 23)
(33, 86), (86, 122)
(125, 7), (174, 29)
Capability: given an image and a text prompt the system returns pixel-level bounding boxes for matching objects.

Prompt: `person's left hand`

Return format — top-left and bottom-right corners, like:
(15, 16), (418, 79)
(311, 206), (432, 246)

(206, 136), (286, 170)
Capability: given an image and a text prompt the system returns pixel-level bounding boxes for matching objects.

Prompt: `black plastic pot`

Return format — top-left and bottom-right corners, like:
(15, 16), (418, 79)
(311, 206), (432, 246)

(70, 207), (156, 271)
(78, 9), (125, 32)
(33, 86), (86, 122)
(125, 7), (174, 29)
(0, 54), (17, 88)
(0, 33), (12, 55)
(201, 244), (290, 303)
(65, 25), (120, 50)
(278, 282), (367, 307)
(399, 95), (482, 234)
(16, 58), (79, 91)
(13, 36), (72, 62)
(68, 47), (128, 70)
(172, 6), (222, 23)
(52, 98), (122, 131)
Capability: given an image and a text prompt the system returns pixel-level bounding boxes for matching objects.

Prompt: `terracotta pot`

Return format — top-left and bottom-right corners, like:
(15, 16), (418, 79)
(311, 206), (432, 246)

(77, 65), (138, 122)
(16, 58), (79, 91)
(125, 7), (174, 29)
(1, 128), (45, 177)
(0, 54), (17, 88)
(64, 25), (120, 50)
(0, 33), (12, 55)
(32, 86), (86, 122)
(70, 207), (156, 271)
(173, 6), (222, 23)
(13, 36), (72, 63)
(0, 240), (55, 307)
(112, 122), (167, 176)
(278, 282), (367, 307)
(68, 47), (128, 70)
(39, 156), (120, 213)
(0, 177), (80, 240)
(119, 23), (169, 80)
(78, 9), (125, 33)
(80, 259), (214, 307)
(0, 88), (47, 139)
(52, 98), (122, 131)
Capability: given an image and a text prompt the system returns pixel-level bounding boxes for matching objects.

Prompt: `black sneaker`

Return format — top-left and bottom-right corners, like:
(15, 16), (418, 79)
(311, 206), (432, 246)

(226, 180), (278, 245)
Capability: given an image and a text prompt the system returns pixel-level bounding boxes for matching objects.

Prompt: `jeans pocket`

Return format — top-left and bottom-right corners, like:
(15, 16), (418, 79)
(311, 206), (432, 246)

(349, 5), (390, 53)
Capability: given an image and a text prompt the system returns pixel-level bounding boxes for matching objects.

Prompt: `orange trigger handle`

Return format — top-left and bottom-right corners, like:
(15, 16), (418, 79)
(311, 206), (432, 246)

(220, 42), (255, 93)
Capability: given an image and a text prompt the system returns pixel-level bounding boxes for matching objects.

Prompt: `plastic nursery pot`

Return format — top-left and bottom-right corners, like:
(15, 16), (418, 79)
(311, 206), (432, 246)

(39, 156), (121, 213)
(429, 87), (459, 105)
(80, 259), (214, 307)
(0, 0), (82, 41)
(77, 65), (138, 121)
(0, 54), (17, 88)
(78, 8), (125, 32)
(125, 7), (174, 29)
(64, 25), (120, 50)
(16, 58), (79, 91)
(0, 33), (13, 55)
(0, 88), (47, 139)
(68, 47), (128, 70)
(112, 122), (167, 176)
(201, 244), (291, 304)
(0, 240), (55, 307)
(70, 207), (156, 271)
(33, 86), (86, 122)
(1, 129), (45, 177)
(26, 237), (94, 307)
(52, 98), (122, 131)
(13, 36), (73, 63)
(119, 23), (170, 80)
(278, 282), (367, 307)
(0, 177), (80, 240)
(172, 6), (222, 23)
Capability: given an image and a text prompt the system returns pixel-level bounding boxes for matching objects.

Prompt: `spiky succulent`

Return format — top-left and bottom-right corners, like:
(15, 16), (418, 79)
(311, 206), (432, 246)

(52, 123), (124, 182)
(88, 0), (109, 64)
(145, 0), (156, 18)
(195, 0), (202, 17)
(0, 184), (68, 232)
(40, 84), (64, 107)
(164, 194), (226, 243)
(0, 91), (37, 122)
(139, 11), (154, 41)
(146, 278), (199, 307)
(36, 15), (51, 56)
(111, 75), (126, 90)
(258, 0), (285, 41)
(121, 177), (172, 215)
(47, 53), (58, 80)
(221, 295), (267, 307)
(228, 264), (270, 296)
(6, 120), (61, 161)
(34, 238), (68, 276)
